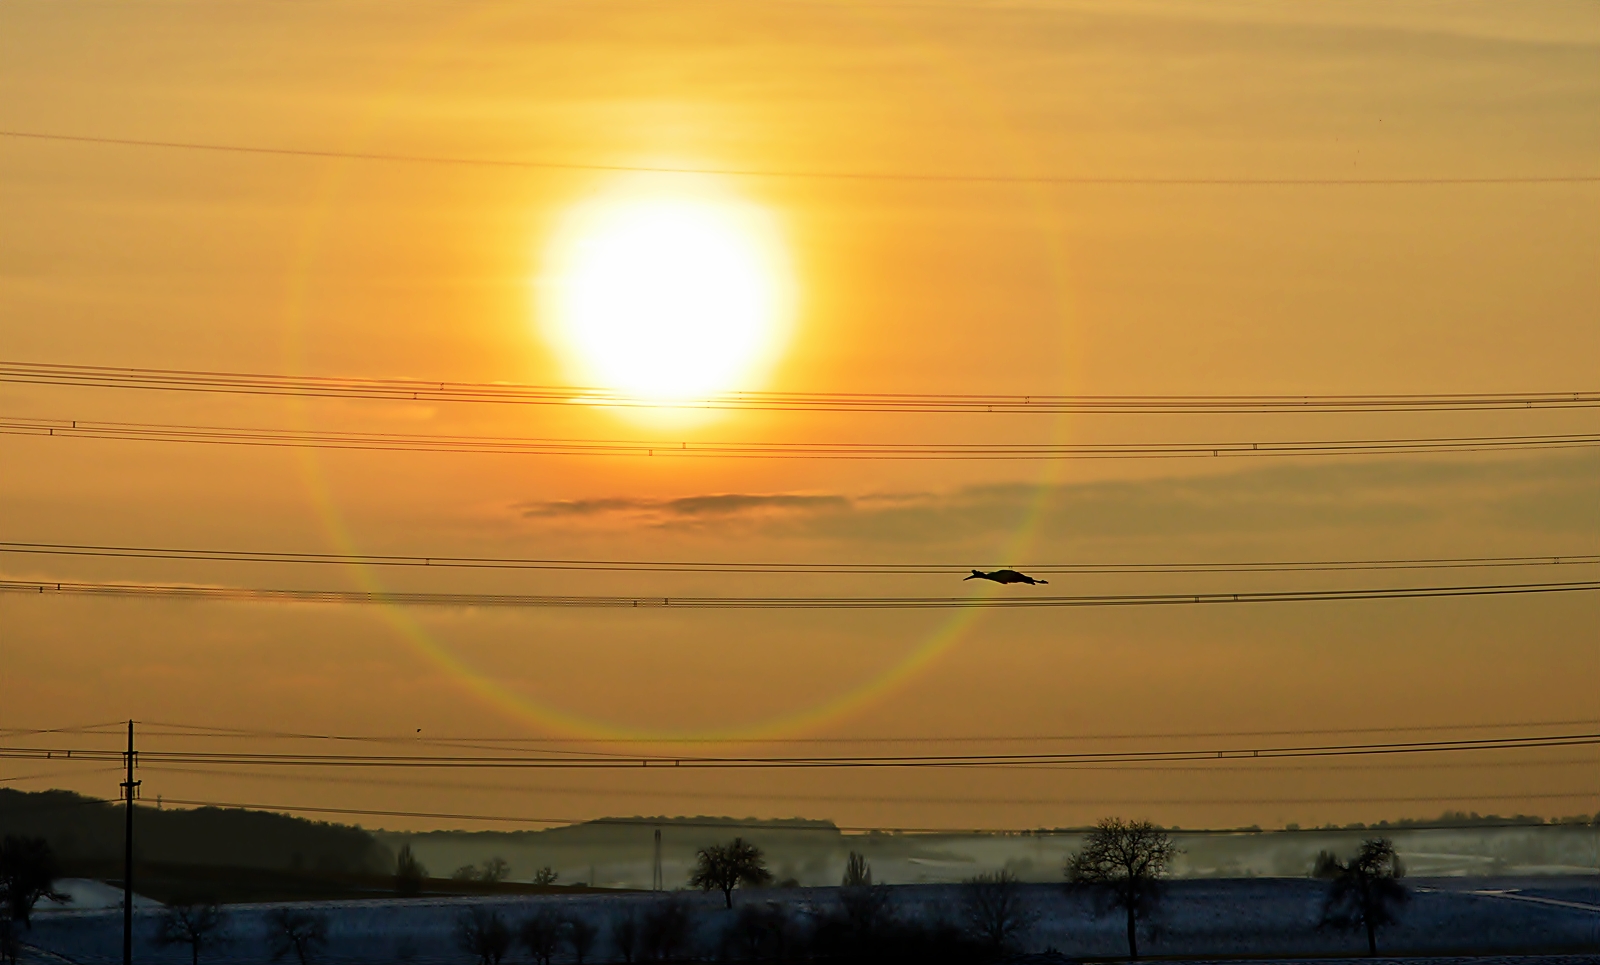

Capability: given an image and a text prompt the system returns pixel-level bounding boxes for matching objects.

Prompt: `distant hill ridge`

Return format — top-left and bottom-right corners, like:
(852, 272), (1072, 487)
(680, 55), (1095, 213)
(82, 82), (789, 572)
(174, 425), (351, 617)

(5, 788), (1597, 893)
(397, 815), (839, 842)
(0, 788), (391, 874)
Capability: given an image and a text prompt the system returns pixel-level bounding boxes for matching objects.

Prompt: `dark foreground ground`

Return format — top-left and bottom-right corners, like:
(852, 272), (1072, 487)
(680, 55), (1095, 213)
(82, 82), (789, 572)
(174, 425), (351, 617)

(19, 876), (1600, 964)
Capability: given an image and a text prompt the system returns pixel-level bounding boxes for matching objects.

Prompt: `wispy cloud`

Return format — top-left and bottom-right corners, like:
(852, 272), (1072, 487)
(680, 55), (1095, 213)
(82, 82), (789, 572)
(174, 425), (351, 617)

(512, 452), (1600, 551)
(518, 492), (852, 520)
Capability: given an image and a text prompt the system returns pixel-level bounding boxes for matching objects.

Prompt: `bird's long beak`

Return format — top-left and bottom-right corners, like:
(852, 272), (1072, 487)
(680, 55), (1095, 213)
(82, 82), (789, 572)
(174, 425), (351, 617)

(964, 572), (981, 580)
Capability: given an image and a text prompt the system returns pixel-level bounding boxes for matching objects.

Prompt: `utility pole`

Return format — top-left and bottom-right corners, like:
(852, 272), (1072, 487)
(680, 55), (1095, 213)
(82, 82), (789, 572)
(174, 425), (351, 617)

(121, 720), (140, 965)
(652, 828), (662, 891)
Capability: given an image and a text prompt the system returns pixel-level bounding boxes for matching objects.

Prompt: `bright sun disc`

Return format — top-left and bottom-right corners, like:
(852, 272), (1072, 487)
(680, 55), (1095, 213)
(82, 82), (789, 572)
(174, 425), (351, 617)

(541, 186), (793, 401)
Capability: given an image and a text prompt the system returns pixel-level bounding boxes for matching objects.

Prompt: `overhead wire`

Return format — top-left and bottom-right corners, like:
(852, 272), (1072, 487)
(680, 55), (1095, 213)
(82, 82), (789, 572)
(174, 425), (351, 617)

(133, 757), (1600, 805)
(3, 360), (1598, 414)
(13, 723), (1592, 832)
(34, 796), (1599, 836)
(4, 540), (1595, 577)
(7, 116), (1595, 837)
(128, 715), (1600, 746)
(2, 577), (1596, 609)
(0, 766), (124, 785)
(4, 130), (1599, 187)
(5, 416), (1599, 460)
(6, 729), (1600, 768)
(0, 721), (138, 737)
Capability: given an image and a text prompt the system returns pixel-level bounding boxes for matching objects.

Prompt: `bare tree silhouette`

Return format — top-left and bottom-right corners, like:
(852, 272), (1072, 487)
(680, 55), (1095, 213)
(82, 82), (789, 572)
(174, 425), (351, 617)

(154, 901), (229, 965)
(689, 838), (773, 908)
(393, 844), (427, 897)
(265, 909), (328, 965)
(837, 848), (894, 945)
(565, 915), (599, 964)
(0, 919), (17, 965)
(0, 836), (67, 928)
(841, 851), (872, 888)
(961, 870), (1038, 952)
(455, 907), (511, 965)
(610, 908), (641, 963)
(640, 895), (694, 960)
(1065, 818), (1177, 959)
(721, 902), (797, 961)
(531, 866), (559, 886)
(1316, 838), (1408, 956)
(452, 857), (513, 883)
(480, 857), (512, 883)
(838, 880), (893, 939)
(520, 908), (563, 965)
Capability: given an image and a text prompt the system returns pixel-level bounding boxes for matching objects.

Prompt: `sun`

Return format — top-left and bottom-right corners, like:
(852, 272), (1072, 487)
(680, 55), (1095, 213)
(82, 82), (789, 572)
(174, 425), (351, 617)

(539, 182), (794, 402)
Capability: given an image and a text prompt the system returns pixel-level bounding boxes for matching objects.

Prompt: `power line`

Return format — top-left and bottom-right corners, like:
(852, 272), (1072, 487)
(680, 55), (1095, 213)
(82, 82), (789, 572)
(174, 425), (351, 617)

(6, 729), (1600, 768)
(21, 793), (1600, 836)
(32, 715), (1600, 745)
(6, 130), (1598, 187)
(129, 715), (1600, 746)
(0, 766), (122, 785)
(60, 796), (1600, 836)
(11, 779), (1592, 834)
(0, 721), (136, 737)
(133, 756), (1600, 802)
(5, 540), (1595, 577)
(6, 416), (1599, 460)
(3, 577), (1597, 610)
(4, 361), (1599, 415)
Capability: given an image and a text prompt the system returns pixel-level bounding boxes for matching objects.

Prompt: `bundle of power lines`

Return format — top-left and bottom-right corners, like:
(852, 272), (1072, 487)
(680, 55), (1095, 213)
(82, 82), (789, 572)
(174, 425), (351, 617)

(2, 355), (1597, 605)
(3, 122), (1598, 834)
(4, 718), (1597, 834)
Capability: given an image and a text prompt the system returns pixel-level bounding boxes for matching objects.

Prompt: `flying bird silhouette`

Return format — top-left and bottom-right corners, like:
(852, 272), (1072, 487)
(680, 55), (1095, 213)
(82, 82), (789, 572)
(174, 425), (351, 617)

(964, 568), (1049, 585)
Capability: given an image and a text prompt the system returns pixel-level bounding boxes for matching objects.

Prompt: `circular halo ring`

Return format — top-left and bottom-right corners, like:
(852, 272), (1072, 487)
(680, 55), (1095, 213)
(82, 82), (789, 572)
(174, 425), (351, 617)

(275, 0), (1083, 741)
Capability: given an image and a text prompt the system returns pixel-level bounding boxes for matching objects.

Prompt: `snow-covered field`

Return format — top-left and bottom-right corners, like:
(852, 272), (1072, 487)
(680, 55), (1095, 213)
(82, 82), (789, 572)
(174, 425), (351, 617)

(21, 878), (1600, 964)
(42, 880), (162, 913)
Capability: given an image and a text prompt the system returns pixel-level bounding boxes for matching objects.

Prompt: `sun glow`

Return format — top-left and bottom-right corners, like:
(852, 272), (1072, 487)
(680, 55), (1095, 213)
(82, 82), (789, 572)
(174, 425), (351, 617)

(540, 183), (794, 401)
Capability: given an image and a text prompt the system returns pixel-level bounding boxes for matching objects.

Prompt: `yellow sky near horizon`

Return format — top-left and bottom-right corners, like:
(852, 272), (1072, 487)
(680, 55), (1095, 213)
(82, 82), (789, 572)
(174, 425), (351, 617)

(1, 0), (1598, 834)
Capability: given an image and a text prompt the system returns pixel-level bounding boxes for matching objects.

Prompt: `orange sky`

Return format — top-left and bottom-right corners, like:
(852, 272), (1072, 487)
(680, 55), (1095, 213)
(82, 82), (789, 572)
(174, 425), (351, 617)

(1, 0), (1597, 833)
